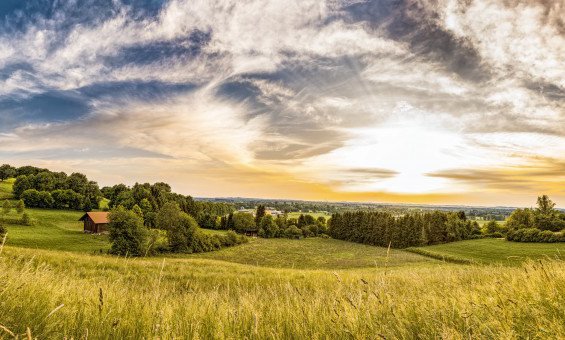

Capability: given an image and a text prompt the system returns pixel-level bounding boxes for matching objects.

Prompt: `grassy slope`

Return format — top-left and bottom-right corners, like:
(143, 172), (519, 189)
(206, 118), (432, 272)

(412, 238), (565, 265)
(4, 209), (110, 253)
(194, 237), (433, 269)
(3, 179), (565, 337)
(0, 178), (14, 200)
(2, 245), (565, 339)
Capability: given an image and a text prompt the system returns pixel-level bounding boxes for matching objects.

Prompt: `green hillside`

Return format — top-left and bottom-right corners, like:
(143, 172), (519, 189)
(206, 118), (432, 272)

(410, 238), (565, 265)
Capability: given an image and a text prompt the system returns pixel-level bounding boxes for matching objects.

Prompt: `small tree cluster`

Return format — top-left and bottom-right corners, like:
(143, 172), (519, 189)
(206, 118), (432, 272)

(505, 195), (565, 243)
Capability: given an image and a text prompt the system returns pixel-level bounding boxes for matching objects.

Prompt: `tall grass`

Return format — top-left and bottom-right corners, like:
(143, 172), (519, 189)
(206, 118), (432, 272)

(2, 246), (565, 338)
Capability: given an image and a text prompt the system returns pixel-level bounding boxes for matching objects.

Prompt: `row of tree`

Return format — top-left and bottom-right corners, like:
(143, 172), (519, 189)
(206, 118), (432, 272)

(328, 211), (480, 248)
(108, 202), (248, 256)
(101, 182), (234, 228)
(10, 165), (102, 210)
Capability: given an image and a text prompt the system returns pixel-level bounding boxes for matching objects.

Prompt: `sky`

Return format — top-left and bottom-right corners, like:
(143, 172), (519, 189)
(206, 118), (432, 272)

(0, 0), (563, 207)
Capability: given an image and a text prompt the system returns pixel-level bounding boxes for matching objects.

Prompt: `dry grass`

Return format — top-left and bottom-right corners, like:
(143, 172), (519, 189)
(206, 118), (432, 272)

(2, 246), (565, 339)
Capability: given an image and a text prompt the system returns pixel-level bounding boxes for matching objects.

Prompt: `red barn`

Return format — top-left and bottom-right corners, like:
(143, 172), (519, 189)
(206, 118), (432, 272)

(79, 212), (110, 233)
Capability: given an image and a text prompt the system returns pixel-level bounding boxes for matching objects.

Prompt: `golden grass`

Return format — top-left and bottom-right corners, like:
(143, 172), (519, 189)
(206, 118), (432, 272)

(2, 245), (565, 339)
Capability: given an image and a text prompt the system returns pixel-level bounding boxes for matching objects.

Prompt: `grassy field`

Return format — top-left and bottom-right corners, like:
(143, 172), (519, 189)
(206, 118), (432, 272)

(411, 238), (565, 265)
(194, 237), (434, 269)
(4, 179), (565, 337)
(0, 178), (14, 200)
(472, 219), (505, 227)
(3, 208), (110, 253)
(2, 244), (565, 338)
(287, 211), (332, 220)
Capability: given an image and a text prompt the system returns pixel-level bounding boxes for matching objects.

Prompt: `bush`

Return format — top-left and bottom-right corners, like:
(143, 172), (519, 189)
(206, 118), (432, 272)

(286, 225), (303, 239)
(16, 200), (25, 214)
(0, 223), (5, 237)
(2, 200), (11, 214)
(20, 212), (32, 226)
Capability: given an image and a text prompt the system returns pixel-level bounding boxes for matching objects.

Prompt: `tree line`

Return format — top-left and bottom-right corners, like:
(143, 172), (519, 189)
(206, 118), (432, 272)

(328, 210), (480, 248)
(101, 182), (234, 228)
(8, 165), (102, 211)
(209, 205), (329, 239)
(108, 202), (247, 256)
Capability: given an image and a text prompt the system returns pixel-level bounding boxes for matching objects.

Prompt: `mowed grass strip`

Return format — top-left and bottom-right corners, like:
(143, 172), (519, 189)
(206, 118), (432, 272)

(1, 246), (565, 339)
(413, 238), (565, 265)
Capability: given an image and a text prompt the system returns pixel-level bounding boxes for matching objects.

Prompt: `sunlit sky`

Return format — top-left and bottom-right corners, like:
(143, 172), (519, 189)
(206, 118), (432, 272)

(0, 0), (564, 207)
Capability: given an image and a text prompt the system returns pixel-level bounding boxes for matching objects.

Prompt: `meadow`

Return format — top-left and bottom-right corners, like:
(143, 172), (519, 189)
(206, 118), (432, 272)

(3, 181), (565, 338)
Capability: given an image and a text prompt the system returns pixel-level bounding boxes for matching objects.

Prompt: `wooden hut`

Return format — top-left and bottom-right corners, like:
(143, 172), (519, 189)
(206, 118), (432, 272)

(79, 212), (110, 233)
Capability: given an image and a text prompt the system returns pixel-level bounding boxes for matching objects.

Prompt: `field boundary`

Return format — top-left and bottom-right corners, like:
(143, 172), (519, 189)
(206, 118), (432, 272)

(405, 247), (479, 265)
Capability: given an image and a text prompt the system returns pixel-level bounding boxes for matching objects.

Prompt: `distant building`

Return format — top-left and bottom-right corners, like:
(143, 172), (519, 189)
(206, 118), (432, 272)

(79, 212), (110, 234)
(266, 209), (284, 216)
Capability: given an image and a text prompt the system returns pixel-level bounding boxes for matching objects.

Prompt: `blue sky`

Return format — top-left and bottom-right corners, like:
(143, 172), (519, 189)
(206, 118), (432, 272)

(0, 0), (563, 206)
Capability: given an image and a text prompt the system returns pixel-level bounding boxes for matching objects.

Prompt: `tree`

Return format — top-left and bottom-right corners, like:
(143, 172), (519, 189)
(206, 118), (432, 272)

(233, 213), (256, 233)
(0, 164), (16, 181)
(108, 206), (148, 256)
(132, 204), (144, 218)
(83, 197), (93, 212)
(65, 173), (89, 195)
(255, 205), (266, 226)
(536, 195), (556, 216)
(259, 215), (278, 238)
(485, 220), (499, 234)
(13, 175), (33, 199)
(506, 208), (535, 230)
(2, 200), (11, 215)
(156, 202), (199, 252)
(534, 195), (564, 231)
(16, 199), (25, 214)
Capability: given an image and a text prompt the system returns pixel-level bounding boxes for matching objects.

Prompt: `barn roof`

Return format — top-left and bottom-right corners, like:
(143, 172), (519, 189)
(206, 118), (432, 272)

(79, 211), (110, 224)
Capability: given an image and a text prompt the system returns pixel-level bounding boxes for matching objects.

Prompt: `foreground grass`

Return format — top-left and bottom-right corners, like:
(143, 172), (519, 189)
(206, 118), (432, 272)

(413, 238), (565, 265)
(194, 237), (434, 269)
(2, 245), (565, 339)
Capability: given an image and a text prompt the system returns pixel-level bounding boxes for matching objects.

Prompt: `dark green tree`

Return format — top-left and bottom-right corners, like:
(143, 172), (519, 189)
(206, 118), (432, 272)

(255, 205), (266, 226)
(0, 164), (16, 181)
(108, 206), (148, 256)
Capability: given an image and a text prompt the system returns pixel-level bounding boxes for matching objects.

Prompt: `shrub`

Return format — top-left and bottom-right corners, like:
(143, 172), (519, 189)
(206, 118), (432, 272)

(20, 212), (32, 226)
(2, 200), (11, 214)
(16, 200), (25, 214)
(0, 223), (5, 237)
(286, 225), (303, 239)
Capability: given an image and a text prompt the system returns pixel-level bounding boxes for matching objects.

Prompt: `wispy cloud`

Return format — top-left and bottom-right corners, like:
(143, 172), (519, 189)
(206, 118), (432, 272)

(0, 0), (563, 206)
